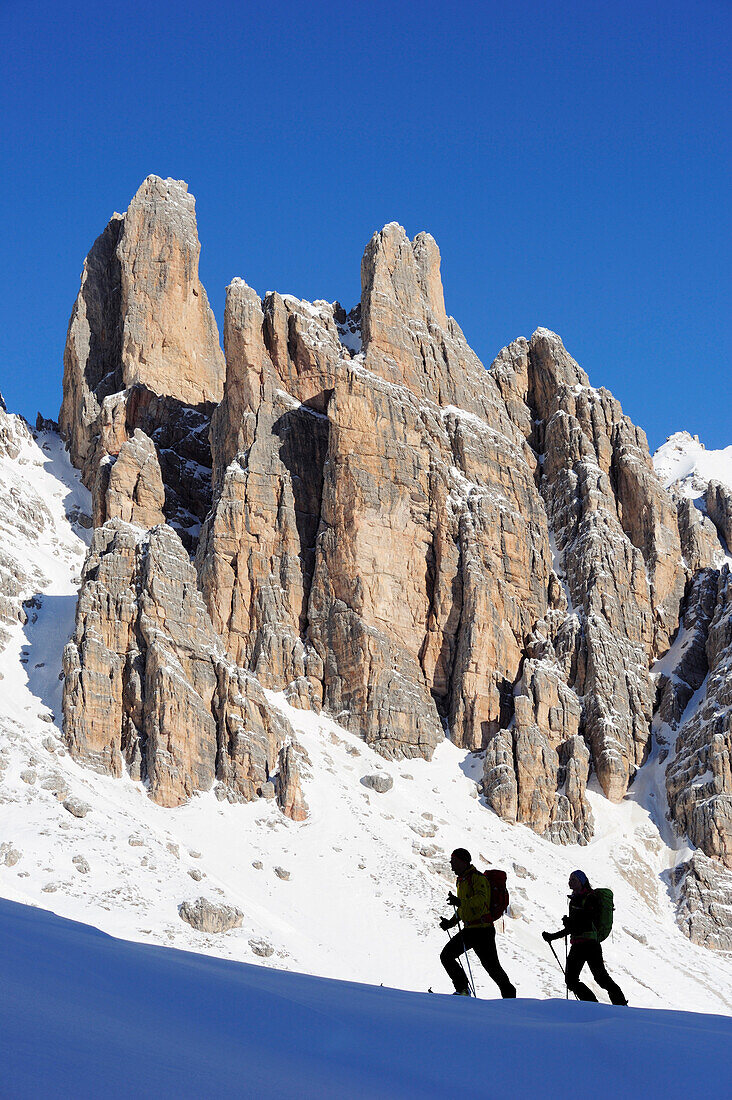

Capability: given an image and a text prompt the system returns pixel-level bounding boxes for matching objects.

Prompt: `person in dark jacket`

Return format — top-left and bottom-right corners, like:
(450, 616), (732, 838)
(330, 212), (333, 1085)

(543, 870), (627, 1005)
(439, 848), (516, 997)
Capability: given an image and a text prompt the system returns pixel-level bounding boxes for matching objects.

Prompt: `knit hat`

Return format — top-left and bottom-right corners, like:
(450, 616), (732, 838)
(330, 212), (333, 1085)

(570, 869), (590, 888)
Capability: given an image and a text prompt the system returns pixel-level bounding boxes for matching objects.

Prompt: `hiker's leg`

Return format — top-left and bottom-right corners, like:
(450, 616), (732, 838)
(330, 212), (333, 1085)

(468, 926), (516, 998)
(585, 943), (627, 1005)
(440, 934), (469, 992)
(565, 943), (598, 1001)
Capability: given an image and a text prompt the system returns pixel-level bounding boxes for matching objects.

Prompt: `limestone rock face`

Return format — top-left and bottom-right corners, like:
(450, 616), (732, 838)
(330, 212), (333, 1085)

(199, 224), (692, 833)
(116, 177), (225, 407)
(654, 569), (718, 732)
(672, 850), (732, 951)
(306, 367), (448, 758)
(95, 429), (166, 528)
(0, 408), (52, 649)
(198, 391), (329, 708)
(59, 214), (124, 475)
(59, 177), (224, 549)
(360, 224), (528, 430)
(666, 565), (732, 869)
(525, 328), (684, 801)
(676, 498), (723, 573)
(276, 742), (309, 822)
(706, 481), (732, 551)
(197, 279), (342, 707)
(62, 520), (298, 810)
(208, 280), (351, 491)
(297, 229), (554, 761)
(202, 231), (556, 763)
(93, 385), (217, 549)
(500, 648), (593, 845)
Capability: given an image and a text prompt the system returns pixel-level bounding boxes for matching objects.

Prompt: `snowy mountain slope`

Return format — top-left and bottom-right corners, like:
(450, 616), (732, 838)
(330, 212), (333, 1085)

(654, 431), (732, 499)
(1, 419), (732, 1014)
(3, 897), (731, 1100)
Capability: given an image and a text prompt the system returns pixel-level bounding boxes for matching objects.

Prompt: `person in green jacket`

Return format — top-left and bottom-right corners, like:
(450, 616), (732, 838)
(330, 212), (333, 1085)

(439, 848), (516, 997)
(543, 870), (627, 1004)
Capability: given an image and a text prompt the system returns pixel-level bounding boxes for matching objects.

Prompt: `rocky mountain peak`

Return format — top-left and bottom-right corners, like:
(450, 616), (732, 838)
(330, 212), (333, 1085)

(116, 175), (224, 407)
(58, 176), (225, 552)
(361, 223), (448, 345)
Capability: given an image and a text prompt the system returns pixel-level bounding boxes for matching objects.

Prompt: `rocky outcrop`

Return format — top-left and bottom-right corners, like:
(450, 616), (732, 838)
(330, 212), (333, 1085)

(208, 280), (351, 489)
(116, 177), (225, 407)
(94, 429), (166, 528)
(0, 842), (22, 866)
(498, 642), (593, 845)
(59, 177), (224, 549)
(666, 566), (732, 869)
(524, 328), (685, 801)
(62, 520), (300, 810)
(276, 742), (309, 822)
(654, 569), (718, 733)
(360, 225), (489, 415)
(195, 281), (350, 707)
(93, 385), (217, 549)
(302, 228), (556, 760)
(0, 408), (52, 649)
(672, 850), (732, 951)
(706, 481), (732, 551)
(59, 213), (124, 475)
(676, 498), (723, 573)
(63, 798), (91, 819)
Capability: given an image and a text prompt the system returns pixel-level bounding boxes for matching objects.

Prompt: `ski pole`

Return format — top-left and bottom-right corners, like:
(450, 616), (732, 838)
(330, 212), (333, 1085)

(547, 937), (565, 977)
(452, 902), (477, 997)
(564, 937), (569, 1000)
(544, 936), (577, 1000)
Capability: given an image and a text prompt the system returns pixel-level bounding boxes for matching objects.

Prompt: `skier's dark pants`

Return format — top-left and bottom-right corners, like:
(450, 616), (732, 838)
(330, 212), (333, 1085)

(565, 941), (626, 1004)
(440, 924), (516, 997)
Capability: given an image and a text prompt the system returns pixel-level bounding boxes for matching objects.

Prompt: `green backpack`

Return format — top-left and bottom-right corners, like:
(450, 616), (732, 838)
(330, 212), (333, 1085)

(593, 888), (614, 941)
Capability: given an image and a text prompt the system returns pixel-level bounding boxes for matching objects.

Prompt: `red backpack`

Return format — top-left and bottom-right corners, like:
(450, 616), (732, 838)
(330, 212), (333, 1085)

(484, 869), (510, 922)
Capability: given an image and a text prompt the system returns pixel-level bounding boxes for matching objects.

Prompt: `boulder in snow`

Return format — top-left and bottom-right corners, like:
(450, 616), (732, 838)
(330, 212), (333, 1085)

(249, 939), (274, 958)
(361, 774), (393, 794)
(63, 797), (91, 818)
(0, 842), (21, 867)
(178, 897), (243, 934)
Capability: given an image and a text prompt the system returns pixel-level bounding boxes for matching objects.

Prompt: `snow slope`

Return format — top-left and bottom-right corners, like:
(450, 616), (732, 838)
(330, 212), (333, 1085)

(2, 897), (731, 1100)
(654, 431), (732, 499)
(1, 419), (732, 1016)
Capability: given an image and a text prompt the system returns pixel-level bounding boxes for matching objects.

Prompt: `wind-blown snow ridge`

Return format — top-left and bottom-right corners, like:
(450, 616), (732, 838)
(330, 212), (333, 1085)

(2, 898), (731, 1100)
(654, 431), (732, 497)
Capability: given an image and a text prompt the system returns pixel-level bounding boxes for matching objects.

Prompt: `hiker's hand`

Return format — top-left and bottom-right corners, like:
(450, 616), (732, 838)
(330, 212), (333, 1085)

(447, 892), (459, 907)
(562, 915), (569, 927)
(439, 917), (452, 931)
(542, 931), (554, 942)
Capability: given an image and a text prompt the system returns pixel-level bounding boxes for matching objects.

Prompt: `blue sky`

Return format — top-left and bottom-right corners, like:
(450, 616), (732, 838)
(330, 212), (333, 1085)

(2, 0), (730, 450)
